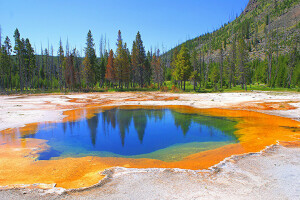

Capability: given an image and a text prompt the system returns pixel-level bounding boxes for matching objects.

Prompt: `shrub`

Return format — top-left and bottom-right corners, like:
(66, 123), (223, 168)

(160, 86), (169, 92)
(171, 85), (181, 93)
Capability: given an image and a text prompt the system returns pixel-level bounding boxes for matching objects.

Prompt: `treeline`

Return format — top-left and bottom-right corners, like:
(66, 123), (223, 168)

(0, 26), (299, 93)
(0, 29), (165, 92)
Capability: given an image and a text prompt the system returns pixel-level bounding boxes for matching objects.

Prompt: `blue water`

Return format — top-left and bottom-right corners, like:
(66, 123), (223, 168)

(22, 108), (238, 160)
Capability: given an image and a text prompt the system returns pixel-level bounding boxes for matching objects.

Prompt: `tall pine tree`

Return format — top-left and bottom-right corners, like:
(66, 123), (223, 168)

(175, 44), (192, 91)
(83, 30), (97, 88)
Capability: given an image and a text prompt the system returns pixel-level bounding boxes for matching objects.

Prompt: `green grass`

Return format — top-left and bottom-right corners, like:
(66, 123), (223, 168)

(164, 81), (299, 93)
(1, 81), (298, 95)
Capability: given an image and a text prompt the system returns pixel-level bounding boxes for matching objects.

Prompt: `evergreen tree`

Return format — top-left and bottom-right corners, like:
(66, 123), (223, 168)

(229, 37), (237, 88)
(144, 51), (152, 86)
(44, 47), (49, 89)
(84, 30), (97, 88)
(58, 39), (64, 90)
(0, 44), (6, 91)
(151, 52), (159, 87)
(105, 49), (116, 87)
(175, 44), (192, 91)
(24, 38), (35, 89)
(237, 37), (249, 91)
(13, 29), (24, 91)
(115, 30), (130, 89)
(287, 44), (299, 88)
(3, 37), (12, 91)
(135, 32), (146, 87)
(65, 48), (75, 89)
(131, 40), (138, 87)
(171, 48), (179, 85)
(190, 50), (199, 91)
(99, 57), (106, 87)
(219, 47), (224, 89)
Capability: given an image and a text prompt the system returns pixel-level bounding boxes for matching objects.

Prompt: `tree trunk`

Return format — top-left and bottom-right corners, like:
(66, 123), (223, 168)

(18, 55), (23, 92)
(10, 66), (12, 92)
(244, 77), (247, 91)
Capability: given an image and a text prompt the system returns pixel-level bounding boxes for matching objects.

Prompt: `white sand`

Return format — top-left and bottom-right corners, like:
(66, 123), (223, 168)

(1, 91), (299, 131)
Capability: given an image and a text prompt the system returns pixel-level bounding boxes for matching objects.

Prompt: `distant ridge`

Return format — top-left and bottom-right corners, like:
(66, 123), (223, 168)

(163, 0), (300, 63)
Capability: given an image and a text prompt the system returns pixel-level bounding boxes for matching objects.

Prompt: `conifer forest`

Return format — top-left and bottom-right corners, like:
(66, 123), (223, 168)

(0, 0), (299, 93)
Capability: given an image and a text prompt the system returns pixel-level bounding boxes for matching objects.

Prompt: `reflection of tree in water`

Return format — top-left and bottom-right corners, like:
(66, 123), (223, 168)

(116, 110), (133, 146)
(87, 114), (99, 146)
(86, 108), (236, 147)
(101, 108), (165, 145)
(209, 126), (214, 136)
(151, 109), (164, 122)
(171, 110), (192, 136)
(102, 108), (117, 136)
(63, 123), (67, 135)
(68, 121), (75, 135)
(133, 110), (147, 143)
(193, 115), (238, 139)
(105, 109), (117, 128)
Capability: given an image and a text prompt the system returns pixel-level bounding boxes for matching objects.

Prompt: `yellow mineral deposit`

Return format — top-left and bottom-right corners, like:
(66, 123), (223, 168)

(0, 105), (299, 189)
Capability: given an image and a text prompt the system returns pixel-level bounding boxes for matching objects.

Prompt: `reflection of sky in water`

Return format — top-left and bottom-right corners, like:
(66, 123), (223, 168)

(22, 108), (238, 160)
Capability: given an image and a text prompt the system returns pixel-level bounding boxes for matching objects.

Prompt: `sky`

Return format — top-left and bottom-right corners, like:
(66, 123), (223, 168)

(0, 0), (248, 55)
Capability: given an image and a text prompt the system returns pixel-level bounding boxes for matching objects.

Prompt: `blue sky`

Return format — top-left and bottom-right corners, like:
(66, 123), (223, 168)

(0, 0), (248, 55)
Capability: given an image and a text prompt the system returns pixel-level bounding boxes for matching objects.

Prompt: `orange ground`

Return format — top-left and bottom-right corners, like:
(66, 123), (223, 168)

(0, 105), (299, 189)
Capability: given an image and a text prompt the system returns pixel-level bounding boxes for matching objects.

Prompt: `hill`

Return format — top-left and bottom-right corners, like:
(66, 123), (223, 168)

(165, 0), (300, 62)
(162, 0), (300, 90)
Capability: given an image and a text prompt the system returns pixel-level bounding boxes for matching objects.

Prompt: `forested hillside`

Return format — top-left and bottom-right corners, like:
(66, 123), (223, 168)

(0, 0), (299, 93)
(163, 0), (300, 90)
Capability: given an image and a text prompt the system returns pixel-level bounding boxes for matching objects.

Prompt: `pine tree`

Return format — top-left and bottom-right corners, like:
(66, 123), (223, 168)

(175, 44), (192, 91)
(237, 37), (249, 91)
(39, 46), (45, 88)
(190, 50), (199, 91)
(151, 52), (160, 88)
(131, 40), (138, 87)
(58, 39), (64, 91)
(13, 29), (24, 91)
(0, 43), (6, 91)
(3, 37), (12, 91)
(265, 18), (274, 87)
(123, 43), (131, 88)
(219, 47), (224, 89)
(84, 30), (97, 88)
(171, 48), (179, 85)
(115, 30), (123, 88)
(83, 55), (91, 88)
(144, 51), (152, 86)
(73, 49), (82, 89)
(24, 38), (35, 89)
(287, 44), (299, 88)
(65, 48), (75, 90)
(105, 49), (116, 87)
(229, 37), (237, 88)
(115, 30), (130, 89)
(44, 47), (49, 89)
(99, 57), (106, 87)
(135, 32), (146, 87)
(99, 35), (104, 59)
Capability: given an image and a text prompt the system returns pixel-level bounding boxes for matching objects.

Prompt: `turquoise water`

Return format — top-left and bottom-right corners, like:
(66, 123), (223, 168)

(22, 108), (238, 161)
